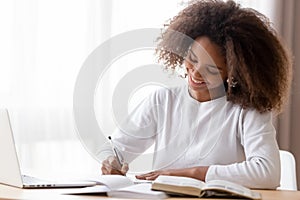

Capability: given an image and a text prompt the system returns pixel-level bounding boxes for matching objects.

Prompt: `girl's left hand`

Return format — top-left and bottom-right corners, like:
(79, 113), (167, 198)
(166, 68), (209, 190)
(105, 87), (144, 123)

(135, 166), (209, 181)
(135, 170), (170, 180)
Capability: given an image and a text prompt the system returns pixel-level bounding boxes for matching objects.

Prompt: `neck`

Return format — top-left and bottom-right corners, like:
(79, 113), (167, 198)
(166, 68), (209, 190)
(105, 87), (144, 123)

(188, 85), (226, 102)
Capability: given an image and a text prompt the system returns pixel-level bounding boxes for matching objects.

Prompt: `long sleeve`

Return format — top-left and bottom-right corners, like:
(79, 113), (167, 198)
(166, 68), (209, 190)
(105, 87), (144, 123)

(96, 91), (158, 164)
(205, 110), (280, 189)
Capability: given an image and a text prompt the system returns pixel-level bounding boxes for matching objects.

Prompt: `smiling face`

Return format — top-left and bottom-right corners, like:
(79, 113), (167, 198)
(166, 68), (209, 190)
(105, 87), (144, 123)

(185, 36), (227, 102)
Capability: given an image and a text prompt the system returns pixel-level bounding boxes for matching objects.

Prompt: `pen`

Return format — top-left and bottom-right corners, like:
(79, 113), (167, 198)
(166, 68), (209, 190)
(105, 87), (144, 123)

(108, 136), (124, 167)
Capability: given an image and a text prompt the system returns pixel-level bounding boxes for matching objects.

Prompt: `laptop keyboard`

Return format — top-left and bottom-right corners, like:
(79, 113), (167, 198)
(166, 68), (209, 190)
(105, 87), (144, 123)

(22, 174), (54, 187)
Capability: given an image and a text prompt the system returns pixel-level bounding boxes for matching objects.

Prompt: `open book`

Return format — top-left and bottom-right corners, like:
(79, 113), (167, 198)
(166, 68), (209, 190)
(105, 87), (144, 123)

(152, 175), (261, 200)
(63, 175), (168, 199)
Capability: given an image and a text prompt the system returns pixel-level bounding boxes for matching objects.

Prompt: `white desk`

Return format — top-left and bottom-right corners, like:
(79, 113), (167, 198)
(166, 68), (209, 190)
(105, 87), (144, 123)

(0, 184), (300, 200)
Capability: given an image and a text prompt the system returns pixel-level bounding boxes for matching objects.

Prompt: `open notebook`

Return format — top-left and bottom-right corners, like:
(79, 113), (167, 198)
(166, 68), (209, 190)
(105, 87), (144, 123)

(0, 108), (96, 188)
(63, 175), (168, 199)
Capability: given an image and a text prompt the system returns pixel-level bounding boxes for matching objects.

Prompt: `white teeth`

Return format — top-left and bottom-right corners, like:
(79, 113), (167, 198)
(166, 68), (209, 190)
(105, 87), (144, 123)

(191, 76), (204, 84)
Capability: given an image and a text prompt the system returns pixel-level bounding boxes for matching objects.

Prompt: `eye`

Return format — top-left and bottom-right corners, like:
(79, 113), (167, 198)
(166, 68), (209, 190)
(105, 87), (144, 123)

(206, 65), (220, 75)
(187, 53), (198, 63)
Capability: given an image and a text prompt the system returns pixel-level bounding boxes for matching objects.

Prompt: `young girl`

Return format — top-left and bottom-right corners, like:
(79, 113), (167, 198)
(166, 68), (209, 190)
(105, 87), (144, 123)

(100, 0), (291, 189)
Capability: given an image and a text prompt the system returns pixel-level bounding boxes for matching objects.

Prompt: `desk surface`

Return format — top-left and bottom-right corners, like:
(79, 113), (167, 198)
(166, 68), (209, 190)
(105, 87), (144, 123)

(0, 184), (299, 200)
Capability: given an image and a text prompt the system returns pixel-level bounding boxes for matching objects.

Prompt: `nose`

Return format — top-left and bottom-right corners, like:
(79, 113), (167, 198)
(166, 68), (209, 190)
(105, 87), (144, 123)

(188, 63), (206, 78)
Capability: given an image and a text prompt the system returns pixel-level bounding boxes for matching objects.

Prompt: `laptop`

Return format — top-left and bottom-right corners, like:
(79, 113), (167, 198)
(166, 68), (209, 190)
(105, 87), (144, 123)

(0, 108), (96, 188)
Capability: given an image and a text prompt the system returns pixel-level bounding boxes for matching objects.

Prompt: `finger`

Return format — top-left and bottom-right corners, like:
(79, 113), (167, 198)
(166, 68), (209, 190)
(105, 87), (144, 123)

(108, 168), (124, 175)
(101, 160), (109, 172)
(101, 164), (106, 172)
(136, 171), (155, 179)
(101, 161), (110, 175)
(101, 160), (112, 169)
(135, 176), (145, 180)
(145, 173), (159, 180)
(108, 156), (122, 169)
(121, 163), (129, 175)
(102, 159), (122, 172)
(102, 164), (117, 174)
(135, 173), (149, 179)
(102, 160), (126, 175)
(104, 164), (121, 174)
(102, 168), (109, 175)
(135, 175), (146, 180)
(102, 163), (117, 174)
(102, 159), (109, 165)
(139, 171), (155, 176)
(102, 161), (119, 174)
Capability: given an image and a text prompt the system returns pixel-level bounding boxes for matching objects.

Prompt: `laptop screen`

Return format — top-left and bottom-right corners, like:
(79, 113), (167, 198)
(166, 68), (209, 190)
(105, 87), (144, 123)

(0, 108), (23, 188)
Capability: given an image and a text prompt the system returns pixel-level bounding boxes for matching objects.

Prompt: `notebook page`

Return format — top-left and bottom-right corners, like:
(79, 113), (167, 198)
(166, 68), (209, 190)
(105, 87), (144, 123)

(107, 183), (168, 199)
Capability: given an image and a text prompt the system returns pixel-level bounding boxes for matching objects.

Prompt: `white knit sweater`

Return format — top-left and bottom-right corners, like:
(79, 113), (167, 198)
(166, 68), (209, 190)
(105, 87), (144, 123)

(98, 85), (280, 189)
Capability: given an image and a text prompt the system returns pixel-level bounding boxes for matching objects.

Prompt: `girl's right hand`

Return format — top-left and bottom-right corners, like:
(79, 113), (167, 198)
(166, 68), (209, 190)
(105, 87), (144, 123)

(101, 156), (129, 175)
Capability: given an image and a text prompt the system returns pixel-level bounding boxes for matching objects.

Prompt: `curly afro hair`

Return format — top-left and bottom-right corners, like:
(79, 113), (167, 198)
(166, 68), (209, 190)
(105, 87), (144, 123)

(156, 0), (292, 113)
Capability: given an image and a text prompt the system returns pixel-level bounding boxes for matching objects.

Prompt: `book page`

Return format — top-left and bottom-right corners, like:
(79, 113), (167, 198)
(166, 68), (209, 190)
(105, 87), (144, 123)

(203, 180), (261, 199)
(91, 175), (134, 190)
(154, 175), (205, 188)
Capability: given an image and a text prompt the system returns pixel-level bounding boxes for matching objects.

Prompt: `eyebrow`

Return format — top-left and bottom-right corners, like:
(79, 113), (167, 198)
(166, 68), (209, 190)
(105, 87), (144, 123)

(189, 49), (223, 70)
